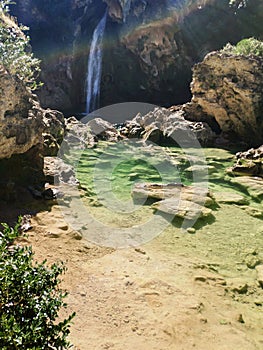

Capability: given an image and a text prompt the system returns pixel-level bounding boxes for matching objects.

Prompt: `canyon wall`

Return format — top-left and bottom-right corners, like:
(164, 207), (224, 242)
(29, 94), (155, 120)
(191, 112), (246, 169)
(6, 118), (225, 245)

(11, 0), (263, 113)
(184, 52), (263, 146)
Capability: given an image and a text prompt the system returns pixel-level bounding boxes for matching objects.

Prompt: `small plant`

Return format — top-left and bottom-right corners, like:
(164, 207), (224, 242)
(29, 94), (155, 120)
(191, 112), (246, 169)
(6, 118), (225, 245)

(221, 38), (263, 57)
(0, 1), (42, 89)
(0, 218), (75, 349)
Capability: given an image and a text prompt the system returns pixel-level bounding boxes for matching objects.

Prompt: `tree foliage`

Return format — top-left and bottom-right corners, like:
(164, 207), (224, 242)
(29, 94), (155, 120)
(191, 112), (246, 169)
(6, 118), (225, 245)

(0, 219), (75, 349)
(221, 37), (263, 57)
(0, 1), (41, 89)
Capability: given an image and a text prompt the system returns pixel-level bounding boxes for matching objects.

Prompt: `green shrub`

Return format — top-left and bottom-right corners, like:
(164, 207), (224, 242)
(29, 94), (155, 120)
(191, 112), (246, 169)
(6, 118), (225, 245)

(0, 1), (42, 89)
(0, 219), (75, 349)
(221, 38), (263, 57)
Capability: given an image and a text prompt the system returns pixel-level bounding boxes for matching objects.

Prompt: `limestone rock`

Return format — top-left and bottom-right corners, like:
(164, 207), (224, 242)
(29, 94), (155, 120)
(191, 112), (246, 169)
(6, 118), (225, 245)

(64, 117), (95, 150)
(184, 52), (263, 146)
(12, 1), (263, 112)
(0, 65), (44, 159)
(132, 182), (216, 220)
(230, 176), (263, 201)
(152, 198), (212, 220)
(44, 156), (78, 186)
(122, 107), (216, 146)
(229, 146), (263, 176)
(87, 117), (120, 141)
(213, 192), (248, 205)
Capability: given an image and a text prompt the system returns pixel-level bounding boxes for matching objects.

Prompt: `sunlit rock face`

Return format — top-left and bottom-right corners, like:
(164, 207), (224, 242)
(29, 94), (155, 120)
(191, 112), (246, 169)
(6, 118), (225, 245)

(184, 52), (263, 147)
(0, 65), (44, 160)
(11, 0), (263, 113)
(0, 64), (44, 185)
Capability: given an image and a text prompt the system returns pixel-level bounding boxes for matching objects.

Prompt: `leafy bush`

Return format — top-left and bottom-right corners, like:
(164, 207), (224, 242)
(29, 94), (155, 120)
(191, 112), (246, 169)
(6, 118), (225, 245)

(221, 38), (263, 57)
(0, 219), (75, 349)
(0, 1), (41, 89)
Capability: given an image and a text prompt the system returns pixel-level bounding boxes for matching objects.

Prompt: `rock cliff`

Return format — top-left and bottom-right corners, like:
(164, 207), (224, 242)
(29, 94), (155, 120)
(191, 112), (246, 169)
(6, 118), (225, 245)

(0, 63), (45, 188)
(11, 0), (263, 112)
(184, 52), (263, 146)
(0, 65), (43, 160)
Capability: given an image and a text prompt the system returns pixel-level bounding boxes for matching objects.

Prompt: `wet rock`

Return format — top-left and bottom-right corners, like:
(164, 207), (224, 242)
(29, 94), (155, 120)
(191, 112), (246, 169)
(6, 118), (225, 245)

(132, 182), (215, 207)
(243, 206), (263, 219)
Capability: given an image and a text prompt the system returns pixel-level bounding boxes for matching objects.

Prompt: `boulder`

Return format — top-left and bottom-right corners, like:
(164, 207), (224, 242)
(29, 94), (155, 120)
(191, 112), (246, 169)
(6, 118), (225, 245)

(122, 107), (216, 146)
(228, 146), (263, 177)
(0, 65), (44, 159)
(63, 116), (95, 150)
(87, 117), (121, 141)
(132, 182), (216, 221)
(184, 52), (263, 146)
(0, 65), (44, 193)
(152, 198), (212, 220)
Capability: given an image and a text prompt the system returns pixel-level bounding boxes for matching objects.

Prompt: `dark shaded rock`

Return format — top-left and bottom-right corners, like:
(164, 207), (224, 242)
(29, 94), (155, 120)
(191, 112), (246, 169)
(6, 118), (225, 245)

(11, 0), (263, 112)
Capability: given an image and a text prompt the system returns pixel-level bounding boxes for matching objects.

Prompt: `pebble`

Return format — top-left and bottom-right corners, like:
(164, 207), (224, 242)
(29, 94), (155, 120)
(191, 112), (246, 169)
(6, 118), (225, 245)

(256, 265), (263, 288)
(187, 227), (196, 234)
(237, 314), (245, 323)
(134, 248), (146, 255)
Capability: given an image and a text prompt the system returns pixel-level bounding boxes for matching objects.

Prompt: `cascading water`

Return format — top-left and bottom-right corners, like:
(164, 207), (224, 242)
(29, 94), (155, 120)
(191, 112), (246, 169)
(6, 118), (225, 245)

(86, 11), (107, 114)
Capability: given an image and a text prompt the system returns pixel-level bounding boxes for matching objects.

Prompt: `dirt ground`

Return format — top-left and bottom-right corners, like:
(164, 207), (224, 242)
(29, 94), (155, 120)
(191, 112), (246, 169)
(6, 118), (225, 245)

(5, 193), (261, 350)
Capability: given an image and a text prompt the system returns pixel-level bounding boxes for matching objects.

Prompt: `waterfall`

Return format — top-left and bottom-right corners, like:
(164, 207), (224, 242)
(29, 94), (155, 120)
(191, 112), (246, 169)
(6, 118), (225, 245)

(86, 11), (107, 114)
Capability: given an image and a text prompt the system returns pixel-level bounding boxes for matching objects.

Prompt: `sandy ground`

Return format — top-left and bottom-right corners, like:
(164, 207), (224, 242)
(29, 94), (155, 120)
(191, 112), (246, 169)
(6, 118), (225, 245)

(4, 192), (262, 350)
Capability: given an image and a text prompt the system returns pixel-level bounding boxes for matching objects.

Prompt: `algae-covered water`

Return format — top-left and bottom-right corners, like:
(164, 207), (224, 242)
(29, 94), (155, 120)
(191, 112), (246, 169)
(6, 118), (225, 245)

(63, 140), (262, 234)
(61, 140), (263, 306)
(69, 141), (258, 206)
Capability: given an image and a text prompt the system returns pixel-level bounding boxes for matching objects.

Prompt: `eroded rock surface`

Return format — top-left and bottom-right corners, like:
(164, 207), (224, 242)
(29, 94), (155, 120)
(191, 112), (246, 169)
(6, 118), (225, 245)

(132, 182), (216, 221)
(184, 52), (263, 146)
(121, 107), (216, 146)
(229, 146), (263, 177)
(0, 65), (44, 159)
(11, 0), (263, 111)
